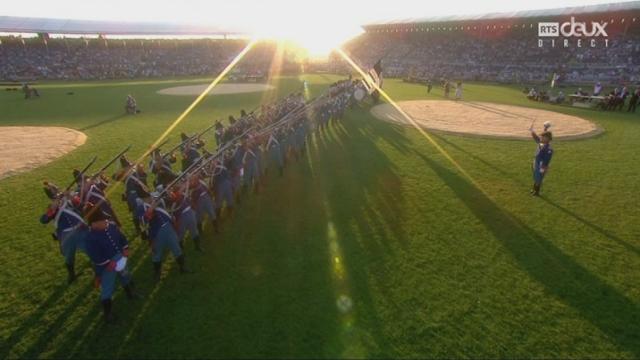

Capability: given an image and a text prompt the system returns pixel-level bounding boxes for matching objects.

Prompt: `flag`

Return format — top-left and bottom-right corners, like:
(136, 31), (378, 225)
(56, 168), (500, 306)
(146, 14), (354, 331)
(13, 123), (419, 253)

(364, 59), (383, 94)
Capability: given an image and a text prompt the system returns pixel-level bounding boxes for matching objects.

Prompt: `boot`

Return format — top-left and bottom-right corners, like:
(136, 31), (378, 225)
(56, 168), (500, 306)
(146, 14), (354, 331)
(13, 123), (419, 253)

(153, 261), (162, 281)
(531, 183), (541, 196)
(123, 282), (140, 300)
(65, 263), (76, 285)
(102, 299), (116, 324)
(176, 255), (193, 274)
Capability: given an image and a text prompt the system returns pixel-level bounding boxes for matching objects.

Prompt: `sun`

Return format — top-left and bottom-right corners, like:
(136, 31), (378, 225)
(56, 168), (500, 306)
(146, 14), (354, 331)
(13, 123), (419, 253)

(248, 15), (362, 58)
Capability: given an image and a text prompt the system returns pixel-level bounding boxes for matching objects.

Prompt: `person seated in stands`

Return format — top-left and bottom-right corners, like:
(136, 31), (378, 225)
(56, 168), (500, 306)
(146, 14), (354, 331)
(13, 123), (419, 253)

(593, 82), (603, 96)
(125, 95), (139, 114)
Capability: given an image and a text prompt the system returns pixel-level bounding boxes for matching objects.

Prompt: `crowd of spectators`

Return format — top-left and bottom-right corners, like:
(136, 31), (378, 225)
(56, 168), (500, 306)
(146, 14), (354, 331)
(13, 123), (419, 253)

(337, 29), (640, 85)
(0, 37), (300, 81)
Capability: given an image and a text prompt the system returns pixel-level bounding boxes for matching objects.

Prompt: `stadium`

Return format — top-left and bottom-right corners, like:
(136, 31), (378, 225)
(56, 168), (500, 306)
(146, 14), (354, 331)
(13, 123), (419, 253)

(0, 0), (639, 358)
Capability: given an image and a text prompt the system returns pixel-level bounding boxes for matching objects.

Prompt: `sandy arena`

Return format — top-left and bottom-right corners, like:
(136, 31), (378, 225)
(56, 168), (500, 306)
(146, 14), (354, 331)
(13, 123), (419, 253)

(371, 100), (602, 140)
(0, 127), (86, 179)
(157, 83), (275, 96)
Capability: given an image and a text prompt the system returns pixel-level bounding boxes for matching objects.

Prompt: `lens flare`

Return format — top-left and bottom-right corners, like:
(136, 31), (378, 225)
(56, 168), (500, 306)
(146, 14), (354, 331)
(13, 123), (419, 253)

(336, 48), (486, 192)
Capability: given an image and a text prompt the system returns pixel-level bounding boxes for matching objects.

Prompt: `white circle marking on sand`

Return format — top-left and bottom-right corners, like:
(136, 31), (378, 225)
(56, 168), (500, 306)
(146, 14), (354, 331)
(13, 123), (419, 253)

(0, 126), (86, 180)
(371, 100), (602, 140)
(157, 83), (275, 96)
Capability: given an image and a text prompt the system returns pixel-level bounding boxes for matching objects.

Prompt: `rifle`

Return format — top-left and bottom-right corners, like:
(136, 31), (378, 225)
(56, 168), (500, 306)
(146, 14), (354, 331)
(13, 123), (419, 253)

(91, 145), (132, 178)
(163, 137), (192, 159)
(255, 96), (326, 137)
(155, 125), (253, 202)
(64, 156), (97, 192)
(148, 138), (170, 157)
(154, 156), (206, 201)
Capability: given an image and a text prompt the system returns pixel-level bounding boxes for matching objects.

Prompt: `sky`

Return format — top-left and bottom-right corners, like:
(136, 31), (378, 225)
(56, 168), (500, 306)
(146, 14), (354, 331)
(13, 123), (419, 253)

(1, 0), (633, 55)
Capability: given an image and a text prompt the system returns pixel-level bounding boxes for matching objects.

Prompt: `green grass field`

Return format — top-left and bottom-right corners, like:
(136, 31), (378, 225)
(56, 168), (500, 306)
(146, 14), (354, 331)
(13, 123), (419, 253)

(0, 74), (639, 359)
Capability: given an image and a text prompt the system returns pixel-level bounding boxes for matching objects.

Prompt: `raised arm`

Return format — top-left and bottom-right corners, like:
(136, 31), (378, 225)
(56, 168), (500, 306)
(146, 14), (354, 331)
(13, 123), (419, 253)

(530, 129), (541, 143)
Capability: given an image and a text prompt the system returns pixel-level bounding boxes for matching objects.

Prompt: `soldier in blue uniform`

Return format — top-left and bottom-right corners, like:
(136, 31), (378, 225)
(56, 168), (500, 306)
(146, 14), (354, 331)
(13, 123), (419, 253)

(242, 142), (259, 193)
(169, 187), (202, 251)
(122, 159), (150, 234)
(230, 143), (245, 201)
(83, 204), (136, 323)
(150, 149), (177, 188)
(189, 173), (219, 234)
(266, 133), (284, 176)
(211, 159), (234, 219)
(40, 194), (89, 284)
(182, 141), (202, 172)
(530, 127), (554, 196)
(137, 195), (191, 280)
(84, 179), (121, 227)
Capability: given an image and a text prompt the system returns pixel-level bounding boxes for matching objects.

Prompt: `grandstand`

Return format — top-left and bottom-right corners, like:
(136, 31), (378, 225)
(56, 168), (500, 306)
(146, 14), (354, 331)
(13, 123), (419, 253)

(339, 2), (640, 84)
(0, 16), (302, 81)
(2, 3), (640, 84)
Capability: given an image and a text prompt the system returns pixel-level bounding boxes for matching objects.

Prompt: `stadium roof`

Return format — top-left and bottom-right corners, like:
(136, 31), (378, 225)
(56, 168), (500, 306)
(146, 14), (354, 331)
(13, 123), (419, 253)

(364, 1), (640, 27)
(0, 16), (247, 36)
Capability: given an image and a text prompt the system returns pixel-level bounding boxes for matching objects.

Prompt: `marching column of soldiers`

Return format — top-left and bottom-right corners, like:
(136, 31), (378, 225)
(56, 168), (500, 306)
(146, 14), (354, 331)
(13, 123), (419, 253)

(39, 78), (360, 323)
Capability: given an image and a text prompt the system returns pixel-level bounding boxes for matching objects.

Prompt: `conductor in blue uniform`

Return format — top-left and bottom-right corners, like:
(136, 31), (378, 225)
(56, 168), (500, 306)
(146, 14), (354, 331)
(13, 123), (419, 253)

(530, 125), (554, 196)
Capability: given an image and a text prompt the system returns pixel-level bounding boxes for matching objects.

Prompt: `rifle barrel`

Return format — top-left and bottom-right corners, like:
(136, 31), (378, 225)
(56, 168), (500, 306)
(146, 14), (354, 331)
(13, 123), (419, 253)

(65, 156), (97, 191)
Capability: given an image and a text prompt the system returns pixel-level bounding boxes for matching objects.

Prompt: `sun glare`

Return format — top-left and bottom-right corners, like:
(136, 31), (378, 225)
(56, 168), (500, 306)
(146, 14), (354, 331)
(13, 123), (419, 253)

(249, 15), (362, 58)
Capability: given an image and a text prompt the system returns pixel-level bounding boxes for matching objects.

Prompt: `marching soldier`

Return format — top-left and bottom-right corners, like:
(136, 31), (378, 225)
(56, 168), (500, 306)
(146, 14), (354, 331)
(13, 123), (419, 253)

(40, 194), (88, 284)
(182, 140), (202, 172)
(169, 186), (202, 251)
(267, 132), (284, 176)
(150, 149), (178, 187)
(189, 173), (219, 234)
(84, 177), (121, 227)
(137, 194), (191, 280)
(211, 159), (235, 219)
(242, 142), (259, 193)
(122, 158), (150, 234)
(84, 203), (137, 324)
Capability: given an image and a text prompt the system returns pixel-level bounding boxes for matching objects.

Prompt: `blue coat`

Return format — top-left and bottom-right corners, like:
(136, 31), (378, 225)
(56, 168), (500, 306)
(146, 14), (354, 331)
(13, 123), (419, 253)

(85, 222), (129, 276)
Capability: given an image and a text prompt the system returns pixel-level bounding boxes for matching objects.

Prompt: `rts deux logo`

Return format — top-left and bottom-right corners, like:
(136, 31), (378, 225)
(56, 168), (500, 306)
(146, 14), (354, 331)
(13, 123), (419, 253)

(538, 17), (609, 48)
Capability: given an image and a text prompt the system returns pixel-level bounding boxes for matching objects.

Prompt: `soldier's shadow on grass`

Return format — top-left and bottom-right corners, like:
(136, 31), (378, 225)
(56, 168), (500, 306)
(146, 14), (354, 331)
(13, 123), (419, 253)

(428, 132), (528, 186)
(0, 283), (70, 358)
(541, 197), (640, 257)
(79, 114), (127, 131)
(307, 115), (411, 357)
(26, 249), (153, 358)
(414, 150), (640, 357)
